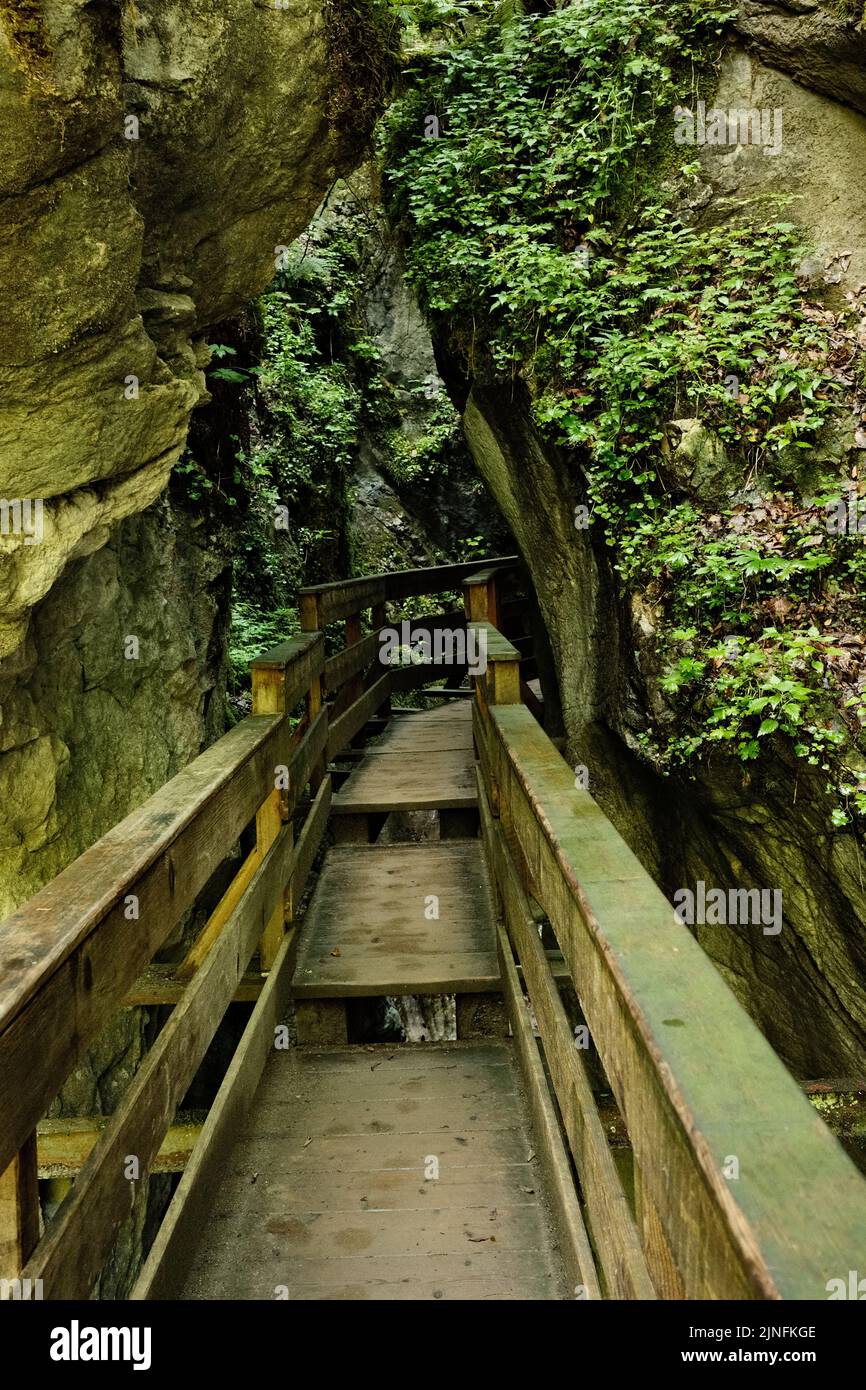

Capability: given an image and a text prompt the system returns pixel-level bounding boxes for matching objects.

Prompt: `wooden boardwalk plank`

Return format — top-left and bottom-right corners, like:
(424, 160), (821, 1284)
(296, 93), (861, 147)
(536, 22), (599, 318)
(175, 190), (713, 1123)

(293, 844), (499, 997)
(333, 701), (475, 812)
(174, 1041), (569, 1302)
(333, 751), (477, 813)
(366, 708), (473, 756)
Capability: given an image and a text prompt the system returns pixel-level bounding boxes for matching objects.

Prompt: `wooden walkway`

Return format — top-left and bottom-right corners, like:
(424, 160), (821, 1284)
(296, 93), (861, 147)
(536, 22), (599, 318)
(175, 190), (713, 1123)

(332, 702), (477, 817)
(170, 700), (572, 1301)
(293, 843), (500, 997)
(6, 557), (866, 1304)
(176, 1042), (568, 1301)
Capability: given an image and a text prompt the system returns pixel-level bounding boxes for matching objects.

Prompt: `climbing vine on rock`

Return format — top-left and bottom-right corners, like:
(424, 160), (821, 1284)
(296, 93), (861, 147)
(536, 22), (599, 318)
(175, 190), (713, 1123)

(382, 0), (866, 826)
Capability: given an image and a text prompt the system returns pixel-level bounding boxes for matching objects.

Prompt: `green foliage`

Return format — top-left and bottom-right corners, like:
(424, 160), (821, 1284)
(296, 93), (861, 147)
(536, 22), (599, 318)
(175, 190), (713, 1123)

(656, 627), (846, 767)
(222, 191), (480, 713)
(223, 234), (375, 706)
(227, 603), (299, 719)
(323, 0), (403, 149)
(379, 391), (460, 484)
(383, 0), (736, 361)
(382, 0), (866, 825)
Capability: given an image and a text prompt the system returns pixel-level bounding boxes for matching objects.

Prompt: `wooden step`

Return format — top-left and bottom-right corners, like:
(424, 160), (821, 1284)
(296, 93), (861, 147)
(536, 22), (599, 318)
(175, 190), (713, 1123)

(333, 703), (476, 814)
(293, 842), (499, 997)
(173, 1042), (569, 1302)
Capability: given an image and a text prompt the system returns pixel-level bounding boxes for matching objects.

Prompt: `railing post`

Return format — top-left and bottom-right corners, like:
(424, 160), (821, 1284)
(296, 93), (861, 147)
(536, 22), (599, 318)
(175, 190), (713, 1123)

(468, 622), (521, 823)
(371, 601), (391, 720)
(251, 659), (292, 973)
(0, 1132), (39, 1280)
(300, 596), (327, 792)
(477, 625), (521, 707)
(463, 569), (500, 627)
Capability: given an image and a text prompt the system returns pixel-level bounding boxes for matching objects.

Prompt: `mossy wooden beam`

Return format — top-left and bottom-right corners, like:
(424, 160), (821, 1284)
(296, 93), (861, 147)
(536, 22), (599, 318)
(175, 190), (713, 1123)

(0, 712), (292, 1178)
(485, 700), (866, 1298)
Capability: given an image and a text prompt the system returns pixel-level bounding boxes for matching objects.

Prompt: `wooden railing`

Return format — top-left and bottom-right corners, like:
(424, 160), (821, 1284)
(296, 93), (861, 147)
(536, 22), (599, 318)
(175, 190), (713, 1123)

(299, 555), (523, 730)
(0, 555), (520, 1298)
(467, 574), (866, 1300)
(7, 552), (860, 1301)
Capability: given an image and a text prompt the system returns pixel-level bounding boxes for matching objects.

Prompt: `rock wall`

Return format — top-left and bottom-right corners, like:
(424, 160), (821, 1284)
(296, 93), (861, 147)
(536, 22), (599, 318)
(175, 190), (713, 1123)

(0, 0), (368, 1293)
(0, 497), (230, 915)
(0, 0), (352, 905)
(454, 3), (866, 1078)
(313, 173), (513, 574)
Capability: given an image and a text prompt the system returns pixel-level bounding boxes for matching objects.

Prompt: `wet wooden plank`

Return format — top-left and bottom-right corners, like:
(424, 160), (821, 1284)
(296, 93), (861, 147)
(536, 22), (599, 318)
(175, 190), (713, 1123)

(293, 844), (498, 996)
(173, 1040), (567, 1301)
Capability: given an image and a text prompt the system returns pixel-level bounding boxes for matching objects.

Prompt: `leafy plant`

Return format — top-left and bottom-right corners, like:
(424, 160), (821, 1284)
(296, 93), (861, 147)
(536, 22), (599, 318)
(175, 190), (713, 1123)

(381, 0), (866, 826)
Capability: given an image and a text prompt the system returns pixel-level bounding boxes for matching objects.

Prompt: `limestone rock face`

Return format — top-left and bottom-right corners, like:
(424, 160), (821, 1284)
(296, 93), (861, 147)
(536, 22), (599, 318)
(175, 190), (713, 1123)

(0, 0), (351, 908)
(663, 419), (737, 505)
(735, 0), (866, 116)
(453, 20), (866, 1077)
(0, 497), (231, 917)
(0, 0), (344, 657)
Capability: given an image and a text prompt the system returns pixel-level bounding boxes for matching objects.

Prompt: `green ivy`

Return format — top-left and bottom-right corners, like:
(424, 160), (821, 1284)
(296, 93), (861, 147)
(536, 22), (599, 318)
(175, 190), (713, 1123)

(382, 0), (865, 826)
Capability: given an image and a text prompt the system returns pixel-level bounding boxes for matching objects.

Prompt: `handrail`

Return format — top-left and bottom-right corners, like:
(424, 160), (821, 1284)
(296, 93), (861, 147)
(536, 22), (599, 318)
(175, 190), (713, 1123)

(0, 630), (329, 1293)
(471, 601), (866, 1299)
(0, 712), (290, 1172)
(298, 554), (519, 627)
(0, 555), (526, 1296)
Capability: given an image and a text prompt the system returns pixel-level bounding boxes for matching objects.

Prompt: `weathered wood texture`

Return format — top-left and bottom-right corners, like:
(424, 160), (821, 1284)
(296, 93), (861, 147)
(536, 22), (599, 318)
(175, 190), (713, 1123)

(251, 645), (325, 970)
(298, 556), (519, 627)
(36, 1116), (204, 1180)
(324, 629), (382, 697)
(495, 921), (600, 1299)
(0, 1134), (38, 1278)
(170, 1041), (568, 1301)
(483, 698), (866, 1299)
(333, 705), (476, 814)
(463, 567), (502, 626)
(478, 769), (654, 1300)
(249, 631), (324, 712)
(132, 930), (299, 1300)
(125, 964), (264, 1006)
(0, 713), (290, 1176)
(327, 673), (392, 761)
(20, 815), (300, 1300)
(293, 842), (499, 997)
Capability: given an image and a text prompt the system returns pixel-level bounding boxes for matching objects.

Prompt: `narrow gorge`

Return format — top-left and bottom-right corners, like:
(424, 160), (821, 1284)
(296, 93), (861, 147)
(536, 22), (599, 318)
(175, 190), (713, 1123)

(2, 0), (866, 1312)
